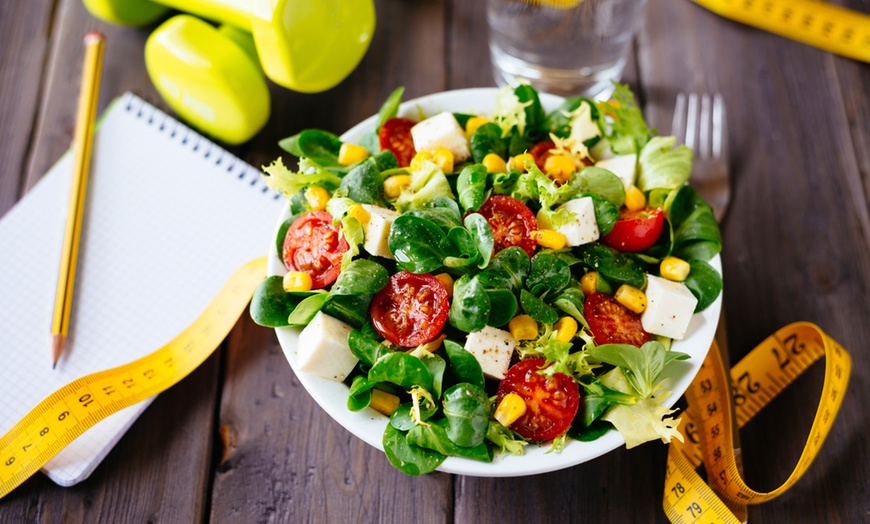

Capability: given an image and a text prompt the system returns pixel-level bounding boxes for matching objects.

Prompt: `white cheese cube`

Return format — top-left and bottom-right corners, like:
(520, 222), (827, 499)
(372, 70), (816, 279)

(410, 112), (470, 162)
(464, 326), (516, 380)
(553, 196), (599, 247)
(641, 275), (699, 340)
(360, 204), (399, 259)
(295, 311), (357, 381)
(595, 154), (637, 189)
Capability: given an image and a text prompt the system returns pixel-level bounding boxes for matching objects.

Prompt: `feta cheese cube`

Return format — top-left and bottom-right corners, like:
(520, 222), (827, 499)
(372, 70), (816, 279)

(410, 112), (470, 162)
(360, 204), (399, 259)
(641, 275), (699, 340)
(552, 196), (599, 247)
(295, 311), (357, 381)
(595, 154), (637, 189)
(464, 326), (516, 380)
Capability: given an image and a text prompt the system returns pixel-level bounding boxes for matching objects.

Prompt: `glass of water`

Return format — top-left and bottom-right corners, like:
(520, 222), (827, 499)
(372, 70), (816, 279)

(488, 0), (648, 97)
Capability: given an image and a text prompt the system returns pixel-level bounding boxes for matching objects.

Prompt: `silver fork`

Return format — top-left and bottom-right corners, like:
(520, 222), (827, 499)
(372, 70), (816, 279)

(672, 93), (730, 222)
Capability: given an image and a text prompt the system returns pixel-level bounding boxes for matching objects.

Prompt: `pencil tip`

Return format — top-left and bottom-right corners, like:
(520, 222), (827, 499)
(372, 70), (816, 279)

(52, 335), (66, 369)
(53, 361), (57, 370)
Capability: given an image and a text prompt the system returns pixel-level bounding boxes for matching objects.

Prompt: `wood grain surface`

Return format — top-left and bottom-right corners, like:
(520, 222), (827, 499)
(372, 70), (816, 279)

(0, 0), (867, 522)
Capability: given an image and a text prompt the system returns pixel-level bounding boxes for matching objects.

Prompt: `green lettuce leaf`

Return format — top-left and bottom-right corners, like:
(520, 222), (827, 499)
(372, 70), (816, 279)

(602, 83), (652, 155)
(599, 368), (685, 448)
(636, 136), (693, 192)
(394, 160), (455, 213)
(261, 157), (342, 198)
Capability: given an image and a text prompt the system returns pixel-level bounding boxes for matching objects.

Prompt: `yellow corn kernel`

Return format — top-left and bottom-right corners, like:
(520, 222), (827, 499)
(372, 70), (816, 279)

(283, 271), (313, 292)
(338, 143), (370, 166)
(615, 284), (647, 314)
(432, 147), (455, 173)
(510, 153), (535, 172)
(482, 153), (507, 173)
(660, 256), (691, 282)
(535, 229), (567, 250)
(509, 314), (538, 341)
(384, 174), (412, 198)
(347, 203), (370, 226)
(544, 154), (575, 184)
(304, 185), (330, 211)
(624, 185), (646, 211)
(410, 150), (433, 171)
(494, 392), (527, 427)
(434, 273), (455, 298)
(370, 389), (401, 416)
(554, 316), (578, 343)
(581, 271), (598, 296)
(465, 116), (490, 136)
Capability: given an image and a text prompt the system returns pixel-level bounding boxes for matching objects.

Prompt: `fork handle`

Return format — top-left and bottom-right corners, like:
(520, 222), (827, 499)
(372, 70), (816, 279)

(692, 0), (870, 63)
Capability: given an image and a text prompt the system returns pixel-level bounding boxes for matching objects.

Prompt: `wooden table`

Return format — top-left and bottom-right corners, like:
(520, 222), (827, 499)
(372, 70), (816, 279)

(1, 0), (868, 521)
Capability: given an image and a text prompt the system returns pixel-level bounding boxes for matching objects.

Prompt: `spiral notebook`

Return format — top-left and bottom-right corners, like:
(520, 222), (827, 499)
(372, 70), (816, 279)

(0, 93), (284, 486)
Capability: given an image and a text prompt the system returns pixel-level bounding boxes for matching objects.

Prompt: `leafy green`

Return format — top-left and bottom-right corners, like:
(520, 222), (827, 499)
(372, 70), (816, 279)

(388, 215), (450, 273)
(588, 194), (620, 236)
(286, 293), (330, 325)
(514, 84), (546, 139)
(684, 260), (723, 312)
(599, 368), (684, 448)
(544, 97), (598, 139)
(368, 352), (435, 392)
(339, 157), (385, 205)
(442, 383), (490, 447)
(407, 421), (492, 462)
(526, 253), (571, 296)
(602, 83), (652, 155)
(394, 160), (455, 213)
(330, 259), (388, 295)
(422, 354), (447, 398)
(448, 275), (491, 333)
(576, 166), (626, 208)
(668, 186), (721, 261)
(390, 400), (438, 431)
(250, 276), (303, 327)
(261, 157), (342, 198)
(589, 341), (689, 399)
(456, 164), (488, 212)
(486, 421), (528, 456)
(578, 377), (636, 427)
(348, 329), (388, 366)
(321, 293), (372, 329)
(347, 376), (375, 411)
(577, 244), (646, 289)
(486, 288), (518, 327)
(492, 85), (531, 138)
(463, 213), (494, 269)
(520, 289), (559, 324)
(477, 247), (530, 294)
(278, 129), (343, 167)
(636, 136), (693, 192)
(443, 340), (485, 389)
(383, 424), (445, 475)
(470, 122), (508, 163)
(375, 87), (404, 131)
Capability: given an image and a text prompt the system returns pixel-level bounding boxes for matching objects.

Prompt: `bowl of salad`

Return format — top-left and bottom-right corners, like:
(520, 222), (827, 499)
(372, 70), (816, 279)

(251, 84), (723, 477)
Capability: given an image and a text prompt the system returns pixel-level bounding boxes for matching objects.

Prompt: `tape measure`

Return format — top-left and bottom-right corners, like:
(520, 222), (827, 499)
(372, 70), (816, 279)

(663, 322), (852, 523)
(692, 0), (870, 63)
(0, 257), (267, 499)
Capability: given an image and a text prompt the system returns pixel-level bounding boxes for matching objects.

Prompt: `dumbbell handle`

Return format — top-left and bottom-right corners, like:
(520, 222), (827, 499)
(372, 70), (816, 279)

(153, 0), (252, 30)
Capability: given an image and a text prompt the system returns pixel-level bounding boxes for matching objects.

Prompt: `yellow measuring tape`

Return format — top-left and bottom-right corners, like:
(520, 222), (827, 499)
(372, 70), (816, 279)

(664, 322), (852, 523)
(692, 0), (870, 63)
(0, 257), (267, 499)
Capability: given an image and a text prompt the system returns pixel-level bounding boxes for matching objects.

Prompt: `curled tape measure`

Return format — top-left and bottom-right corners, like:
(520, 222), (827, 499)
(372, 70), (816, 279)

(0, 257), (267, 499)
(664, 322), (852, 523)
(692, 0), (870, 63)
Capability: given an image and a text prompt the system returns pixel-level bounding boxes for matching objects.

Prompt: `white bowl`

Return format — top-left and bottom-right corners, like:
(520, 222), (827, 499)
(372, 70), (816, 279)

(268, 88), (722, 477)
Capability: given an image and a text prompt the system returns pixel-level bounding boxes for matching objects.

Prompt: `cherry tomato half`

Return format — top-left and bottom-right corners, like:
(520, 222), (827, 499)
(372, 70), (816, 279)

(282, 211), (349, 289)
(584, 292), (650, 347)
(378, 117), (417, 167)
(529, 140), (556, 171)
(600, 207), (665, 252)
(370, 271), (449, 347)
(496, 359), (581, 442)
(478, 195), (538, 257)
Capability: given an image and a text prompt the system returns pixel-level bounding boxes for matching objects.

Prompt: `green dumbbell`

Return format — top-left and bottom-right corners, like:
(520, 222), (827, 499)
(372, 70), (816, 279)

(83, 0), (376, 143)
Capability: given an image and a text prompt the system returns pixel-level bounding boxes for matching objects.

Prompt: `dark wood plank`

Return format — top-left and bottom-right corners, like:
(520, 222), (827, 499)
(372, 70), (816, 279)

(210, 1), (454, 522)
(0, 0), (57, 215)
(636, 1), (870, 522)
(0, 1), (219, 520)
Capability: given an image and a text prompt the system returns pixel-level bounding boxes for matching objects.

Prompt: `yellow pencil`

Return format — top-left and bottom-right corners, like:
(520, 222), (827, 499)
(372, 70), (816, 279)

(51, 32), (106, 368)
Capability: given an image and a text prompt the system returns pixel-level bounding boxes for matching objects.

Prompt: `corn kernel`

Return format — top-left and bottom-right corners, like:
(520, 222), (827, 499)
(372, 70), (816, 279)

(660, 256), (691, 282)
(347, 203), (370, 226)
(465, 116), (490, 136)
(338, 143), (370, 166)
(482, 153), (507, 173)
(535, 229), (567, 250)
(554, 316), (578, 343)
(581, 272), (598, 296)
(384, 174), (412, 198)
(410, 150), (433, 171)
(544, 154), (576, 184)
(432, 147), (455, 173)
(304, 185), (330, 211)
(434, 273), (454, 298)
(615, 284), (647, 314)
(510, 153), (535, 172)
(494, 392), (527, 427)
(509, 314), (538, 341)
(370, 389), (401, 416)
(624, 185), (646, 211)
(283, 271), (313, 292)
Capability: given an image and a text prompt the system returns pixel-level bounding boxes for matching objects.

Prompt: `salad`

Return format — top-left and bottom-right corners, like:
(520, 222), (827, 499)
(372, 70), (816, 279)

(251, 84), (723, 476)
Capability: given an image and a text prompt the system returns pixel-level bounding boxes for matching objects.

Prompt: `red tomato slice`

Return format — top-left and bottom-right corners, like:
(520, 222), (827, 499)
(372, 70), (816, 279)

(378, 117), (417, 167)
(370, 271), (449, 347)
(496, 359), (580, 442)
(282, 211), (349, 289)
(477, 195), (538, 257)
(584, 292), (650, 347)
(529, 140), (556, 171)
(600, 207), (665, 252)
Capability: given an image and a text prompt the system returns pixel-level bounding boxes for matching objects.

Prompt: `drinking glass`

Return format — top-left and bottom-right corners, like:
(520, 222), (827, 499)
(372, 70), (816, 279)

(487, 0), (648, 97)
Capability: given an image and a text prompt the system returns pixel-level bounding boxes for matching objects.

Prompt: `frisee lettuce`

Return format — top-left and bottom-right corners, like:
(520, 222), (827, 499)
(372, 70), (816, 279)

(492, 86), (532, 138)
(394, 160), (455, 213)
(261, 157), (342, 198)
(486, 421), (528, 456)
(599, 368), (684, 448)
(600, 83), (652, 155)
